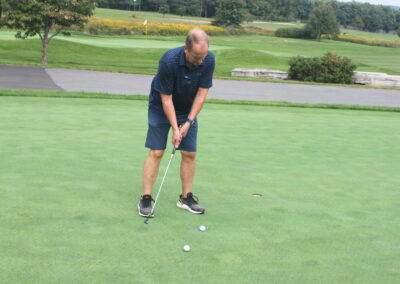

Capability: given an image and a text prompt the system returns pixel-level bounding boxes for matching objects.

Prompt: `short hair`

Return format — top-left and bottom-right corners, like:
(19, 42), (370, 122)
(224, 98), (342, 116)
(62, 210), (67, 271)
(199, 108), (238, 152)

(185, 28), (209, 51)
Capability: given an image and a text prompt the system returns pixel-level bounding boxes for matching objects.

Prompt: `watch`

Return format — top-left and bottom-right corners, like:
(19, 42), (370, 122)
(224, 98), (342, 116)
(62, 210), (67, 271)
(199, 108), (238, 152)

(187, 118), (195, 126)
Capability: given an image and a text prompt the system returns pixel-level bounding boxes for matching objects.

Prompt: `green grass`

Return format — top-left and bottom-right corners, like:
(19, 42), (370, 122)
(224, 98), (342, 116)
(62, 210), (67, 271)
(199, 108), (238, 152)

(1, 31), (400, 77)
(93, 7), (211, 24)
(341, 28), (399, 40)
(250, 21), (399, 41)
(249, 21), (304, 30)
(1, 89), (399, 112)
(1, 93), (399, 283)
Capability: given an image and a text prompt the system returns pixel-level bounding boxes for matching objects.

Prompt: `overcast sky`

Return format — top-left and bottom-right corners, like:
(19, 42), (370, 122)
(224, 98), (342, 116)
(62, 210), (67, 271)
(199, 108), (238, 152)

(338, 0), (400, 6)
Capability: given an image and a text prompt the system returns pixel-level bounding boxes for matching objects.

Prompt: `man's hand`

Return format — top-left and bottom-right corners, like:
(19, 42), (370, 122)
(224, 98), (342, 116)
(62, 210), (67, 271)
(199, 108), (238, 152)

(172, 127), (182, 148)
(179, 122), (191, 138)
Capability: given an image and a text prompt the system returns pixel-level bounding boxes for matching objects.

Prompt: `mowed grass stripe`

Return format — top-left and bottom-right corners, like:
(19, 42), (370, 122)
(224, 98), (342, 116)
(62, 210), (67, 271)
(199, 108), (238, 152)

(0, 96), (399, 283)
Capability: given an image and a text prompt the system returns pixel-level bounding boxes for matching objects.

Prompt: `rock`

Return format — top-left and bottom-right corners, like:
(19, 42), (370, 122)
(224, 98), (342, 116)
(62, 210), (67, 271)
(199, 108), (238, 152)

(231, 68), (288, 80)
(353, 71), (400, 87)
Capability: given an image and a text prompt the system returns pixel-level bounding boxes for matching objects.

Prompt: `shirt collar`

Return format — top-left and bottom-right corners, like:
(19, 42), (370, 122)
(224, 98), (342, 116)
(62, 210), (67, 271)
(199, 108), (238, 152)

(179, 47), (186, 66)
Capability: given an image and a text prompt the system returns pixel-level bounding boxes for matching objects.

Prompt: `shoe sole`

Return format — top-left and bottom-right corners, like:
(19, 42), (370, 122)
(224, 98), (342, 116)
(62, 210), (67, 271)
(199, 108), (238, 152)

(176, 201), (205, 214)
(137, 204), (154, 218)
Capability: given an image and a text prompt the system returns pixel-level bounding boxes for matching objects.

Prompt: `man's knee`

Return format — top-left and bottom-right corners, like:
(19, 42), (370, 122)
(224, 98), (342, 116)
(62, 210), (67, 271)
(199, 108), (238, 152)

(181, 151), (196, 162)
(149, 149), (165, 160)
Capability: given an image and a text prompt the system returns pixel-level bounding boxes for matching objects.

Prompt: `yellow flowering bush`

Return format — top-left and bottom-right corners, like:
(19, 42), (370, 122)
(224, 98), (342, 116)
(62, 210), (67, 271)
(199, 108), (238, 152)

(337, 34), (400, 48)
(85, 19), (229, 36)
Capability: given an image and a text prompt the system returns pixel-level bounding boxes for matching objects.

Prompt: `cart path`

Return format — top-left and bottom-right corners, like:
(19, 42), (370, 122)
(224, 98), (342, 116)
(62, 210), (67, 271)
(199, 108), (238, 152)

(1, 64), (399, 107)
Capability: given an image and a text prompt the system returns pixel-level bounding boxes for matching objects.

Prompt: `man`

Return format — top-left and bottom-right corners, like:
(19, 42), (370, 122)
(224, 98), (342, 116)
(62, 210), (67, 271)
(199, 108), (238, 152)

(138, 28), (215, 218)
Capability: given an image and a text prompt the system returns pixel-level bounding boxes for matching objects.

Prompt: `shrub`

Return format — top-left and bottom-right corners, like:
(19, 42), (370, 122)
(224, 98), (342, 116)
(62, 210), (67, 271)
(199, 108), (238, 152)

(288, 53), (356, 84)
(275, 27), (312, 39)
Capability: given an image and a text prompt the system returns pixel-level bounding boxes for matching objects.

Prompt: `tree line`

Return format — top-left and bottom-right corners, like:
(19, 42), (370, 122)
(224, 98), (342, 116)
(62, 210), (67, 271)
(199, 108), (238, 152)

(96, 0), (400, 32)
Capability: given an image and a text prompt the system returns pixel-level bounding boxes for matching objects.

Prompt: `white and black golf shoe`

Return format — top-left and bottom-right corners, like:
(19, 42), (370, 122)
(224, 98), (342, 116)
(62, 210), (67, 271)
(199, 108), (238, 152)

(177, 192), (205, 214)
(138, 194), (154, 217)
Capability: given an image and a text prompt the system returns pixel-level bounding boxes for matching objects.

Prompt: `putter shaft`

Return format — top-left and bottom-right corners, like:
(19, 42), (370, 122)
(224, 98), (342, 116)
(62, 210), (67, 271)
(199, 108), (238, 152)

(150, 146), (177, 216)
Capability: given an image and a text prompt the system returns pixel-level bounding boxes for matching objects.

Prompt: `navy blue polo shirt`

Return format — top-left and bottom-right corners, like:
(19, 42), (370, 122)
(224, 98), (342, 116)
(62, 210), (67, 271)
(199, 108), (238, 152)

(148, 46), (215, 115)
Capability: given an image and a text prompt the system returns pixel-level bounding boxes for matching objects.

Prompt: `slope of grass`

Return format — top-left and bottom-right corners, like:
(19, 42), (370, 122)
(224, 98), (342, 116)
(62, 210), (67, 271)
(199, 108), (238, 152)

(341, 28), (399, 40)
(93, 7), (211, 24)
(1, 29), (399, 76)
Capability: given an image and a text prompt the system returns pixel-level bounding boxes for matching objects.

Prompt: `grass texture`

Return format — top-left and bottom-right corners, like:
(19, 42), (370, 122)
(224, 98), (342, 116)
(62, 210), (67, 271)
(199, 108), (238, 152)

(1, 30), (400, 77)
(0, 95), (399, 283)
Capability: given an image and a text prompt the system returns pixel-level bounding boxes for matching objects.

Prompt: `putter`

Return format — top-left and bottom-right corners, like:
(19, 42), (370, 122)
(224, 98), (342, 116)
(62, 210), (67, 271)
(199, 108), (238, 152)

(144, 146), (177, 224)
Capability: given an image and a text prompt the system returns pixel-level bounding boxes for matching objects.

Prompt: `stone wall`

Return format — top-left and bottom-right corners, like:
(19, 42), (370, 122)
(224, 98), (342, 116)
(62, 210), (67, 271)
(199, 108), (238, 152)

(353, 72), (400, 87)
(231, 68), (400, 87)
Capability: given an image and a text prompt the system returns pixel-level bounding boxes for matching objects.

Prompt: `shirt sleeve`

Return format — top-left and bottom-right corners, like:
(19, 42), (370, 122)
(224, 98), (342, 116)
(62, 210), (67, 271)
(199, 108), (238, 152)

(153, 61), (173, 95)
(198, 53), (215, 89)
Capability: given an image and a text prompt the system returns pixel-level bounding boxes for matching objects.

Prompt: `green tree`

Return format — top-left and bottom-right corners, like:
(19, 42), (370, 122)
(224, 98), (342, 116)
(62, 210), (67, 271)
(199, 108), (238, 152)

(244, 11), (256, 24)
(159, 4), (169, 17)
(176, 6), (187, 16)
(352, 16), (364, 30)
(1, 0), (96, 64)
(213, 0), (245, 27)
(291, 0), (313, 20)
(305, 4), (340, 40)
(397, 28), (400, 38)
(248, 0), (273, 19)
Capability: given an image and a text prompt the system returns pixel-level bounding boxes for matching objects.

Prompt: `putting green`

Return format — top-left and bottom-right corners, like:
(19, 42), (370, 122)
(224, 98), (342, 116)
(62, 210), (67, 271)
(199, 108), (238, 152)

(0, 96), (399, 283)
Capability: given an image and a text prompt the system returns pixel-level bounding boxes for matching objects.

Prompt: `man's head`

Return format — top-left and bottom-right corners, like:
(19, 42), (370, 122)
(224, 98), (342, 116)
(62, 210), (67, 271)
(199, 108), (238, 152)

(184, 28), (209, 68)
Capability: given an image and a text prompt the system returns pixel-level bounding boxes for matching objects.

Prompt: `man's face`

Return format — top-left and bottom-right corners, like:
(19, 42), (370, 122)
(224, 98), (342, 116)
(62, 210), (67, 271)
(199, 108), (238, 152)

(184, 44), (208, 68)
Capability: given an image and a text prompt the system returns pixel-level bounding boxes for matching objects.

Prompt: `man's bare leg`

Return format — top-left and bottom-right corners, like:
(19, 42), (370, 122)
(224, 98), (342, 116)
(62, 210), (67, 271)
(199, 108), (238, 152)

(180, 150), (196, 197)
(142, 150), (165, 195)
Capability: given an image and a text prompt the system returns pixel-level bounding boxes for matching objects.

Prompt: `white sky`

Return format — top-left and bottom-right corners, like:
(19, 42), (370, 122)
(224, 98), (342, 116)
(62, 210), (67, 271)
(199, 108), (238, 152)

(338, 0), (400, 6)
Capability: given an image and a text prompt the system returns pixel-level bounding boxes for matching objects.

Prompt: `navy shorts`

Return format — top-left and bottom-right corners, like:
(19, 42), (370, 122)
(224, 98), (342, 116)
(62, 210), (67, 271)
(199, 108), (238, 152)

(145, 110), (198, 152)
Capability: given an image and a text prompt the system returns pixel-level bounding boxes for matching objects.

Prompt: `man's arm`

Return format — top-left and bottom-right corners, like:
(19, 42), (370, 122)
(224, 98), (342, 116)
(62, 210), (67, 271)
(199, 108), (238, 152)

(180, 88), (209, 137)
(160, 94), (181, 148)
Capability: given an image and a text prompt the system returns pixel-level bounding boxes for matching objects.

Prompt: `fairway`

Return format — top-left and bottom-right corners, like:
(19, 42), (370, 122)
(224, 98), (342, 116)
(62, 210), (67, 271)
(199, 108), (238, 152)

(1, 96), (399, 283)
(1, 29), (400, 77)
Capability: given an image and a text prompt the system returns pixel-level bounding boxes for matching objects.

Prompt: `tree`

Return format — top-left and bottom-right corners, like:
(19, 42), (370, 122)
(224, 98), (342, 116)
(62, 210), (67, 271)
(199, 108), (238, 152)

(176, 6), (187, 16)
(352, 16), (364, 30)
(305, 4), (340, 40)
(1, 0), (96, 64)
(0, 0), (9, 19)
(291, 0), (313, 21)
(212, 0), (245, 27)
(397, 28), (400, 38)
(244, 12), (256, 24)
(159, 4), (169, 17)
(247, 0), (273, 19)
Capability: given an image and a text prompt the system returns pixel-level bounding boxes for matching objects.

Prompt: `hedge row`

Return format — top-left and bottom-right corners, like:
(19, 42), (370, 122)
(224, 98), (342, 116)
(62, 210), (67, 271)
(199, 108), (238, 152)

(85, 19), (229, 36)
(275, 27), (312, 39)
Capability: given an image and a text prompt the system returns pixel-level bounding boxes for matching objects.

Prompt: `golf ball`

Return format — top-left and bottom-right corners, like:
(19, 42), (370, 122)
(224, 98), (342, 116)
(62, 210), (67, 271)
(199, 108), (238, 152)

(199, 225), (206, 231)
(183, 245), (191, 252)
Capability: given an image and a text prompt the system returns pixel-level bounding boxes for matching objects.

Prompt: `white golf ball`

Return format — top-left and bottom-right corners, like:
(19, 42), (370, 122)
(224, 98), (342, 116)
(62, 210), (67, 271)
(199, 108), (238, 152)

(183, 245), (191, 252)
(199, 225), (206, 232)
